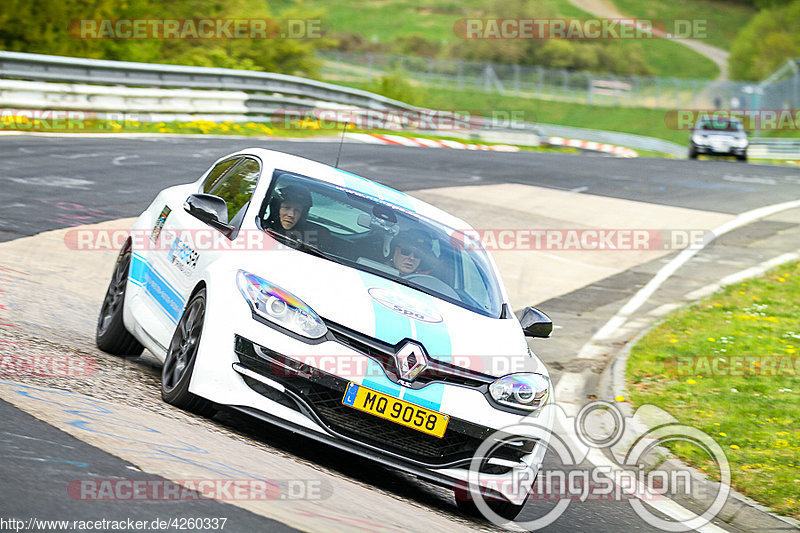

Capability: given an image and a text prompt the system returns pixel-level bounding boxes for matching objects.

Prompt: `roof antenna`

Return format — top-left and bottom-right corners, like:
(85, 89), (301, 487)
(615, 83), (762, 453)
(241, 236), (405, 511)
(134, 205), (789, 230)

(335, 121), (349, 169)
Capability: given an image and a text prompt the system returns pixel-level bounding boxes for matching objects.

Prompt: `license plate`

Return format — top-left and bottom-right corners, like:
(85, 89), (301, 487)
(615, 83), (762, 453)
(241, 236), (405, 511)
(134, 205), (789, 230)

(342, 383), (449, 438)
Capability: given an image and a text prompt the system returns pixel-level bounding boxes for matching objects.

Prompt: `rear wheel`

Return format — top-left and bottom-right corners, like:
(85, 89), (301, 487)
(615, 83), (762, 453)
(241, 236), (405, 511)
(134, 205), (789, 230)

(96, 243), (144, 356)
(736, 154), (747, 162)
(161, 288), (216, 416)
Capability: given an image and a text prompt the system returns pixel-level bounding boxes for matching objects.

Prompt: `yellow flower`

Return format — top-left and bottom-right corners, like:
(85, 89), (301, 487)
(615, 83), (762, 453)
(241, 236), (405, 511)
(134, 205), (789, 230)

(730, 444), (740, 450)
(686, 379), (697, 385)
(707, 337), (716, 342)
(719, 432), (727, 437)
(669, 339), (678, 343)
(615, 395), (625, 402)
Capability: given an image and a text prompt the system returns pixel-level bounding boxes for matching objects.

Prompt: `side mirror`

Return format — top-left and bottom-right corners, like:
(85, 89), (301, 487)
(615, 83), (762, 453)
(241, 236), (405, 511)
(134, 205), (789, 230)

(518, 306), (553, 338)
(184, 194), (233, 233)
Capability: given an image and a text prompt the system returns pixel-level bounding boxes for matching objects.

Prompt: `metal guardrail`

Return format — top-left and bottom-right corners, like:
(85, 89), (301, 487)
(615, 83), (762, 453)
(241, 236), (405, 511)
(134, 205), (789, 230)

(748, 138), (800, 159)
(0, 50), (703, 157)
(0, 50), (417, 113)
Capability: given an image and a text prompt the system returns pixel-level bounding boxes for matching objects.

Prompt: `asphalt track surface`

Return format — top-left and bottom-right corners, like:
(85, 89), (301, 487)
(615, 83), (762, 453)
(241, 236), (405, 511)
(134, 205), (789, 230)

(2, 135), (799, 532)
(2, 135), (800, 243)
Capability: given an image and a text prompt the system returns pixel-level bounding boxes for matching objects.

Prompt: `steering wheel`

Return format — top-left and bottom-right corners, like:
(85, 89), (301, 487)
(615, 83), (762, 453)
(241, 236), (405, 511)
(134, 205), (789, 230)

(404, 274), (459, 299)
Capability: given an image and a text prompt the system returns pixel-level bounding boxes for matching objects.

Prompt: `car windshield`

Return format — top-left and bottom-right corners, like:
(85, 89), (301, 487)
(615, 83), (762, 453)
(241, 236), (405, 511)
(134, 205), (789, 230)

(259, 169), (504, 318)
(697, 119), (743, 132)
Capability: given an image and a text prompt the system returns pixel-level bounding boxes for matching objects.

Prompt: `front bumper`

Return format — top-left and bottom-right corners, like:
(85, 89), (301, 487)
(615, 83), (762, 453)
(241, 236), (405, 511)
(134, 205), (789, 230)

(692, 142), (747, 156)
(231, 334), (548, 502)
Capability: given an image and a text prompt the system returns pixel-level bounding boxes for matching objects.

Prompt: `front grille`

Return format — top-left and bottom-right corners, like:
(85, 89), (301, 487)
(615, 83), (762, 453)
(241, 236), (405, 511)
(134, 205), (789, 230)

(234, 335), (536, 467)
(324, 319), (493, 390)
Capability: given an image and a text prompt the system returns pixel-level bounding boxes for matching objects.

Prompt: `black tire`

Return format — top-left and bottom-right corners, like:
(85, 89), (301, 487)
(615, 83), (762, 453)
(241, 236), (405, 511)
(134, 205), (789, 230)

(161, 288), (216, 416)
(96, 243), (144, 356)
(688, 146), (698, 159)
(454, 488), (528, 522)
(737, 154), (747, 162)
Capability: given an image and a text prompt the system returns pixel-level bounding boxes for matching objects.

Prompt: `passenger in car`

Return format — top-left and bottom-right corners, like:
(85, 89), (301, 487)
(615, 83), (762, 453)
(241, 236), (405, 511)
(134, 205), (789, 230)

(265, 184), (331, 248)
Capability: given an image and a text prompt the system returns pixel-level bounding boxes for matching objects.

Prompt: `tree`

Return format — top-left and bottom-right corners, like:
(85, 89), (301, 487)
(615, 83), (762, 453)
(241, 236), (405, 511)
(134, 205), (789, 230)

(729, 0), (800, 80)
(0, 0), (333, 76)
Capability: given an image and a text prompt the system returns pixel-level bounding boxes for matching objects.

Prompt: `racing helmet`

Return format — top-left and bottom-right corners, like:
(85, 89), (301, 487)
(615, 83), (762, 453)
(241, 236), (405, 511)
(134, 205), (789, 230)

(267, 183), (313, 228)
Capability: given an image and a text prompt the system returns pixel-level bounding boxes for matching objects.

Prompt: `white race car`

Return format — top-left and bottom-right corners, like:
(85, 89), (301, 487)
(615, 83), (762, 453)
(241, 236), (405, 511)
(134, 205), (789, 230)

(96, 148), (554, 520)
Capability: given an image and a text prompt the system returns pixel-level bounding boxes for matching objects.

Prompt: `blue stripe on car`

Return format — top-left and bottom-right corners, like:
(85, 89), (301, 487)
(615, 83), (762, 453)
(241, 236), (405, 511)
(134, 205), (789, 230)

(129, 254), (184, 324)
(357, 271), (453, 411)
(401, 292), (451, 411)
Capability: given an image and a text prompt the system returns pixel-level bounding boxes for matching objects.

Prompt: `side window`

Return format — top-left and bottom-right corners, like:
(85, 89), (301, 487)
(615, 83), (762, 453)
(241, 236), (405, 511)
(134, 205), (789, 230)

(202, 158), (241, 194)
(210, 158), (261, 222)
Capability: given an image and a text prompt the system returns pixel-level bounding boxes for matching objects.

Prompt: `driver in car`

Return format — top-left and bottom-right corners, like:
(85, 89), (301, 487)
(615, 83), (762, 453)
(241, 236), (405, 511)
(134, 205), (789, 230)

(265, 184), (330, 248)
(388, 229), (434, 276)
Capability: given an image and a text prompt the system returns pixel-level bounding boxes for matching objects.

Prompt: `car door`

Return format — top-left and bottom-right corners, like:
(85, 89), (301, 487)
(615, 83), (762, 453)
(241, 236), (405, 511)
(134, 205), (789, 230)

(146, 156), (262, 349)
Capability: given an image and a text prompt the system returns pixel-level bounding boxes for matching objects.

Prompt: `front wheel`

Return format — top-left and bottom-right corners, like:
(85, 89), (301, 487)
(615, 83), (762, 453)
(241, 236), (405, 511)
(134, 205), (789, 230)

(161, 288), (216, 416)
(96, 242), (144, 356)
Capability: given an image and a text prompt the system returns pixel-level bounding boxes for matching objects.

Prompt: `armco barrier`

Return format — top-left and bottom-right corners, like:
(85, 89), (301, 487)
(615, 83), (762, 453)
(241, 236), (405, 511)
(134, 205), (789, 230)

(0, 79), (249, 115)
(748, 138), (800, 159)
(0, 50), (693, 157)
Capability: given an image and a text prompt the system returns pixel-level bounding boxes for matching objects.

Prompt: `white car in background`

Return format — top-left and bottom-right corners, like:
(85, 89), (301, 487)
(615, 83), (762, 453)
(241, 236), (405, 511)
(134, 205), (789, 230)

(96, 148), (554, 520)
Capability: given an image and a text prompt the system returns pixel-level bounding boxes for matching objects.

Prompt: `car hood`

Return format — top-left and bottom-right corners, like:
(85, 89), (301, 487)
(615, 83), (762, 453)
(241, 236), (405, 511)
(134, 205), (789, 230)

(698, 130), (747, 140)
(236, 249), (543, 378)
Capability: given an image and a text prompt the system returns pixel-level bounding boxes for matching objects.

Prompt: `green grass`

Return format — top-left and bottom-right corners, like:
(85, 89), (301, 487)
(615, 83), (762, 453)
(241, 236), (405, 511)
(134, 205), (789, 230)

(636, 37), (719, 79)
(329, 82), (691, 144)
(626, 261), (800, 517)
(275, 0), (720, 78)
(611, 0), (755, 51)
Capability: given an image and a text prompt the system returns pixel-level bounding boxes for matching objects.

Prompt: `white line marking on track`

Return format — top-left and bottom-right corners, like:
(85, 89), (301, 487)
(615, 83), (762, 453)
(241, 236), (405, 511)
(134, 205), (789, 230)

(581, 198), (800, 353)
(50, 153), (103, 160)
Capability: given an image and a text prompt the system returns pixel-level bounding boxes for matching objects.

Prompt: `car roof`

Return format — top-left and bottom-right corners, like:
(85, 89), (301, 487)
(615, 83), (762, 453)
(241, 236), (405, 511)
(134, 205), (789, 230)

(232, 147), (473, 231)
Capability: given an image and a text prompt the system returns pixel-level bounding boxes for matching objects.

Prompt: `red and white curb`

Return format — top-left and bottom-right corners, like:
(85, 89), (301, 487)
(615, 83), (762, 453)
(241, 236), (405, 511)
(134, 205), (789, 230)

(547, 136), (638, 158)
(345, 132), (519, 152)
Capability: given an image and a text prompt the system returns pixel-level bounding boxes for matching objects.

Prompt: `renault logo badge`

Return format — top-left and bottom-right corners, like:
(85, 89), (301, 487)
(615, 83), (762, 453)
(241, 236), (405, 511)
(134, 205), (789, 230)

(394, 341), (428, 382)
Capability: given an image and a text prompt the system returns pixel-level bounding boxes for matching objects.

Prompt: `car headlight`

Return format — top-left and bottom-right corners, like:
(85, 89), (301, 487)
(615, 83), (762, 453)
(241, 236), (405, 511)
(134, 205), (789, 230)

(735, 138), (748, 148)
(692, 134), (708, 145)
(236, 270), (327, 339)
(489, 373), (550, 411)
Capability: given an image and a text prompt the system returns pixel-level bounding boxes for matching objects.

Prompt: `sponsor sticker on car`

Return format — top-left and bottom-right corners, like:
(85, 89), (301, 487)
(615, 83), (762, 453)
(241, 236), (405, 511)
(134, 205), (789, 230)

(342, 382), (449, 438)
